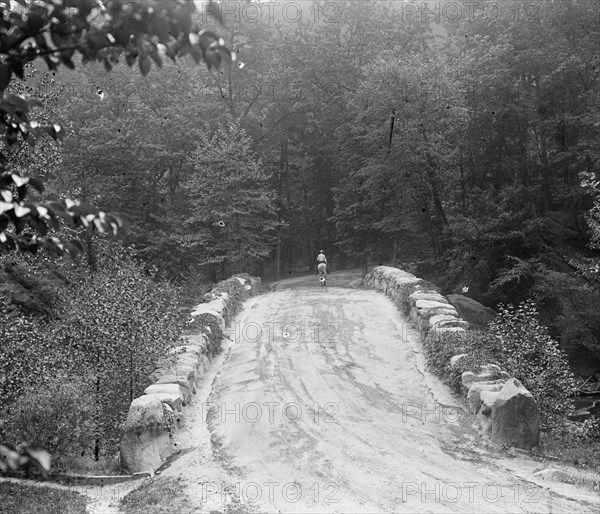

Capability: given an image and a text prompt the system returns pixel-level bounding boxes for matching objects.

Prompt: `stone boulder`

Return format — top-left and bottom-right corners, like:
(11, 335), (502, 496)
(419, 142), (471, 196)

(446, 294), (496, 329)
(364, 266), (428, 309)
(467, 380), (506, 415)
(410, 301), (459, 331)
(174, 352), (200, 371)
(120, 396), (172, 473)
(408, 291), (449, 308)
(428, 314), (458, 327)
(450, 353), (468, 369)
(169, 344), (205, 359)
(148, 358), (197, 397)
(153, 372), (196, 395)
(143, 383), (187, 409)
(461, 367), (510, 391)
(492, 378), (540, 450)
(190, 303), (226, 331)
(179, 334), (209, 354)
(533, 468), (573, 484)
(414, 300), (458, 317)
(429, 314), (469, 331)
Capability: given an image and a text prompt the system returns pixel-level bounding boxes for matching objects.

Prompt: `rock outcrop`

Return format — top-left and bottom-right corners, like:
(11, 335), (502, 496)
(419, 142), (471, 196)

(446, 294), (496, 328)
(0, 260), (68, 317)
(491, 378), (540, 450)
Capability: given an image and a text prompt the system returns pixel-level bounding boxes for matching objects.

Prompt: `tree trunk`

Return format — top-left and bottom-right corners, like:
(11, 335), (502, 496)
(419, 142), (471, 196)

(129, 348), (134, 403)
(361, 252), (368, 281)
(275, 232), (281, 281)
(94, 350), (101, 461)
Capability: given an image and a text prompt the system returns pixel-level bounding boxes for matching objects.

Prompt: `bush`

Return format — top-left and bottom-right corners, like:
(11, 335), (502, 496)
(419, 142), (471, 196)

(1, 243), (187, 463)
(423, 329), (501, 392)
(487, 300), (576, 426)
(185, 313), (224, 356)
(2, 376), (95, 471)
(423, 299), (576, 427)
(211, 276), (247, 323)
(46, 246), (186, 456)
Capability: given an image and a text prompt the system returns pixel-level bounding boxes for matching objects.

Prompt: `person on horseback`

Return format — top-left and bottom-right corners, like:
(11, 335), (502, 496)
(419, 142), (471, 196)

(317, 250), (328, 270)
(317, 250), (328, 285)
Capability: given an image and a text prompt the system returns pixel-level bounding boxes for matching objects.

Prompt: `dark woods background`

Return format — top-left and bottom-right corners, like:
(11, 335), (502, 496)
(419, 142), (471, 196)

(46, 1), (600, 370)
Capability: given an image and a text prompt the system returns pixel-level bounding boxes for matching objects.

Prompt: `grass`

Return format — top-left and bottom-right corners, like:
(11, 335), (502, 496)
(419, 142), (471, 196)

(539, 431), (600, 476)
(0, 481), (88, 514)
(120, 476), (195, 513)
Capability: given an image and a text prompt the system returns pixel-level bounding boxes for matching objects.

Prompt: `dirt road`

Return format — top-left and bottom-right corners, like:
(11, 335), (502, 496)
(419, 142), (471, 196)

(165, 272), (600, 513)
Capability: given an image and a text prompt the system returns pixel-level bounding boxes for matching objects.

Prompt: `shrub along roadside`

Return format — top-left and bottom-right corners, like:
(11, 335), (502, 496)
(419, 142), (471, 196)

(0, 244), (186, 472)
(422, 299), (600, 470)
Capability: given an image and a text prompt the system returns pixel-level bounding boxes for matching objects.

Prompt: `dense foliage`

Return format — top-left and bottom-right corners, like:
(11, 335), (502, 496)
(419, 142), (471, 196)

(425, 300), (576, 426)
(0, 244), (185, 466)
(0, 0), (231, 256)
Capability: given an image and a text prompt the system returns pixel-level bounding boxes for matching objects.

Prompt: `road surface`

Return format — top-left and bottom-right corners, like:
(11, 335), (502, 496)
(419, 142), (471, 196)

(164, 271), (600, 513)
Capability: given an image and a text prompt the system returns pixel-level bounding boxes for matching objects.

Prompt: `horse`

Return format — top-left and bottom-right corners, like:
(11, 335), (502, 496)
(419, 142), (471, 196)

(317, 262), (327, 286)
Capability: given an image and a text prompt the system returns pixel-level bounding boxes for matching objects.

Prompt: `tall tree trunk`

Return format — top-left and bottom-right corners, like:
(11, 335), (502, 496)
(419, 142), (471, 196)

(275, 232), (281, 281)
(94, 349), (101, 462)
(275, 139), (287, 280)
(129, 348), (134, 403)
(361, 252), (368, 282)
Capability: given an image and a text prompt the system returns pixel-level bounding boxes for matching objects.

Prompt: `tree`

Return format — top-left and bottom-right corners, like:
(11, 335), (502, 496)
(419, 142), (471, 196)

(570, 172), (600, 287)
(182, 122), (279, 280)
(0, 0), (232, 256)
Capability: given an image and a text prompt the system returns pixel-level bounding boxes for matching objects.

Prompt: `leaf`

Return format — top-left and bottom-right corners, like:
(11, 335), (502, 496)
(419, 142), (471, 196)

(9, 59), (24, 80)
(125, 53), (137, 67)
(204, 49), (221, 70)
(2, 94), (29, 113)
(149, 48), (163, 68)
(28, 177), (45, 193)
(139, 55), (151, 76)
(14, 204), (31, 218)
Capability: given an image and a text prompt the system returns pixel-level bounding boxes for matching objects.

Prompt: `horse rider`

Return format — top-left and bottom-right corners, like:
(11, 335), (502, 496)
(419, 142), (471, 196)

(317, 250), (328, 275)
